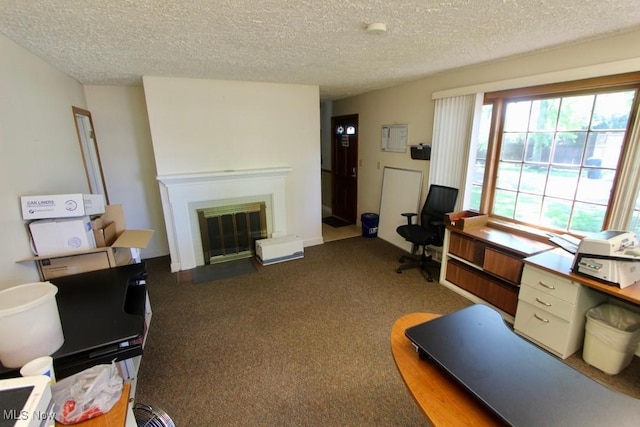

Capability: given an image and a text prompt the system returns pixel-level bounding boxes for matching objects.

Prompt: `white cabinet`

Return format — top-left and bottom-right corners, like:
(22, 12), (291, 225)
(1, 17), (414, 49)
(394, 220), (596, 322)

(514, 265), (605, 359)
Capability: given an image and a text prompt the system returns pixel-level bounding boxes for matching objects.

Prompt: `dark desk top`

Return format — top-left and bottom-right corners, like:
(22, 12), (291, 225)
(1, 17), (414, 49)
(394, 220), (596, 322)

(405, 304), (640, 427)
(392, 313), (503, 426)
(0, 263), (146, 379)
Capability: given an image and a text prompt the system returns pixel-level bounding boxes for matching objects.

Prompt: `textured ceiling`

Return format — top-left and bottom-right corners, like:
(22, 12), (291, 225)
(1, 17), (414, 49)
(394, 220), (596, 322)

(1, 1), (640, 100)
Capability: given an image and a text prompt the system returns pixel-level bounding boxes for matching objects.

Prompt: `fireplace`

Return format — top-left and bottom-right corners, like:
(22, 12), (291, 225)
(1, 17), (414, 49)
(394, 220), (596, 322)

(157, 167), (292, 272)
(197, 201), (268, 264)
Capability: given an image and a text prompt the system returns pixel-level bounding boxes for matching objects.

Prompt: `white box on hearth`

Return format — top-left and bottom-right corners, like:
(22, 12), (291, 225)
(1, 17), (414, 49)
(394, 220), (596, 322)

(256, 235), (303, 265)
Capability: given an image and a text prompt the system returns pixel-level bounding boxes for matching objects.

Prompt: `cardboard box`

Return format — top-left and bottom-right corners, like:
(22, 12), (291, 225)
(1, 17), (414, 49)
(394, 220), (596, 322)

(82, 194), (106, 216)
(92, 216), (118, 247)
(34, 246), (134, 280)
(19, 204), (154, 280)
(37, 250), (117, 279)
(21, 193), (106, 219)
(29, 216), (96, 256)
(446, 210), (489, 230)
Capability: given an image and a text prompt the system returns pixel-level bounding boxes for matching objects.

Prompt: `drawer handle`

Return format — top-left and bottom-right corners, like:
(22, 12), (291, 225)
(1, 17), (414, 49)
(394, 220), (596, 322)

(535, 297), (552, 307)
(538, 281), (555, 290)
(534, 313), (550, 323)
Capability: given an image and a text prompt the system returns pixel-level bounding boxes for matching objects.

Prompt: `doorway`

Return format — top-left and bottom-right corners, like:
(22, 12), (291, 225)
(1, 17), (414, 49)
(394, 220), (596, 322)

(331, 114), (358, 224)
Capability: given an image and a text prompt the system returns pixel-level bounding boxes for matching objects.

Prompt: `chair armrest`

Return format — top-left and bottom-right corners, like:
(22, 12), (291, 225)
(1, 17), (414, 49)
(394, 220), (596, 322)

(401, 212), (417, 225)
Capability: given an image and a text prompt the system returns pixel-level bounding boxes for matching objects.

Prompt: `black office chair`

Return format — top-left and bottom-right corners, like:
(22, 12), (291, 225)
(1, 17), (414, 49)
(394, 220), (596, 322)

(396, 184), (459, 281)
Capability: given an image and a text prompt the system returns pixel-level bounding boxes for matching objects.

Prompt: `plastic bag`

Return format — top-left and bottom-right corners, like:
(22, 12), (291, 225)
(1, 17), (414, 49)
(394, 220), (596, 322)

(588, 304), (640, 332)
(51, 362), (123, 424)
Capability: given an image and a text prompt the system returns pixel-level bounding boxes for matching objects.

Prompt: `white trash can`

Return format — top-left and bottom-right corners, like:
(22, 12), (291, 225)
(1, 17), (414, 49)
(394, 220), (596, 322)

(583, 304), (640, 375)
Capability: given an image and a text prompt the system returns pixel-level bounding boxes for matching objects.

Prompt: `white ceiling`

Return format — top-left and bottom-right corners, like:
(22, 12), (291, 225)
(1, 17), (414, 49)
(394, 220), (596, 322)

(2, 0), (640, 101)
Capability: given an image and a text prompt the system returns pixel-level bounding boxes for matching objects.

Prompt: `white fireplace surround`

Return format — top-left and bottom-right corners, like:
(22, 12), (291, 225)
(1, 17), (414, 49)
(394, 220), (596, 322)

(157, 167), (292, 272)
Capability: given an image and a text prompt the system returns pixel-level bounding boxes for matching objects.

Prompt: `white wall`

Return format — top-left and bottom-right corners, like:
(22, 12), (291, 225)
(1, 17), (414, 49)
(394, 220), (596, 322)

(335, 82), (433, 217)
(142, 76), (323, 247)
(333, 29), (640, 221)
(0, 34), (89, 289)
(83, 85), (168, 258)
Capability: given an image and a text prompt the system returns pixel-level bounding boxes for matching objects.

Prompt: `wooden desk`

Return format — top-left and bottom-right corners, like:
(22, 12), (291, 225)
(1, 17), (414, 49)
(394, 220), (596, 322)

(390, 313), (503, 426)
(55, 382), (131, 427)
(525, 247), (640, 306)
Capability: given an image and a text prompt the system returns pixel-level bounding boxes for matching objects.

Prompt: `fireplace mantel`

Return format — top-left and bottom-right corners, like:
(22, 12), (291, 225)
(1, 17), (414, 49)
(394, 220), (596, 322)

(157, 167), (292, 272)
(157, 168), (292, 185)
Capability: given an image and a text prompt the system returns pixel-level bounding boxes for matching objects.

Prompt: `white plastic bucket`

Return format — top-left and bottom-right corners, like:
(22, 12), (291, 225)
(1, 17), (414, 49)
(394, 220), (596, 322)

(0, 282), (64, 368)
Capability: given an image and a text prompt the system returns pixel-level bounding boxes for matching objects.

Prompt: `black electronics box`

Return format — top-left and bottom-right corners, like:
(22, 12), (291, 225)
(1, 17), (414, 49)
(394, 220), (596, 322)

(410, 144), (431, 160)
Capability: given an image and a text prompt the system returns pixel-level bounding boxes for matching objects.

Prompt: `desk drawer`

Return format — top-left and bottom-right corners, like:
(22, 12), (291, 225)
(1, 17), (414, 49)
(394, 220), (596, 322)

(518, 284), (575, 321)
(446, 259), (518, 315)
(448, 232), (482, 264)
(514, 300), (572, 357)
(484, 248), (523, 284)
(521, 265), (579, 303)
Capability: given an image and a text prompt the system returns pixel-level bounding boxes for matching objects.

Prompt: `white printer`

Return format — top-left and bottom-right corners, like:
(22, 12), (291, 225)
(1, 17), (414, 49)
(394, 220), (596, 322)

(572, 230), (640, 289)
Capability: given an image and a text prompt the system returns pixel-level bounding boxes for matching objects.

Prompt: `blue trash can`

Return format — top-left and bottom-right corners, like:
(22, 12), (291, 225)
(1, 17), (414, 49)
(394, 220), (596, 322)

(361, 213), (379, 238)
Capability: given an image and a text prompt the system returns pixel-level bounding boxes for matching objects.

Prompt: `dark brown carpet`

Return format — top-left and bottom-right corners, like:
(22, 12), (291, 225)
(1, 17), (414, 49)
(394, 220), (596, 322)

(135, 236), (640, 426)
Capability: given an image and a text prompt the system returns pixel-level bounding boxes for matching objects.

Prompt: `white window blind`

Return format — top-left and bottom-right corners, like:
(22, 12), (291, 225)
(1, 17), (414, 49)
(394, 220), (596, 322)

(429, 94), (482, 211)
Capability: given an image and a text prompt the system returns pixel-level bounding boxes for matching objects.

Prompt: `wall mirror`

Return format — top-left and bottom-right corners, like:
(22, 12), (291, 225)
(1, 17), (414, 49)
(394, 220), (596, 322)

(72, 106), (109, 203)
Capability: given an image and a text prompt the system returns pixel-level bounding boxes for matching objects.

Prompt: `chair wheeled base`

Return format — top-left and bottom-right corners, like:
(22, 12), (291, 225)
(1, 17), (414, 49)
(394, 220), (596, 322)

(396, 250), (437, 282)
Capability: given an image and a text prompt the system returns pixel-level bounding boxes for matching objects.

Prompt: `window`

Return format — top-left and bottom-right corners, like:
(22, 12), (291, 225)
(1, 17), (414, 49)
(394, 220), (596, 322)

(474, 73), (640, 235)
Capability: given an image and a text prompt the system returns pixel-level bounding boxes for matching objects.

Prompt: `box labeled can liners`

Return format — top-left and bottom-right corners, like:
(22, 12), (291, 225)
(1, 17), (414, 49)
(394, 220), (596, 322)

(21, 193), (106, 219)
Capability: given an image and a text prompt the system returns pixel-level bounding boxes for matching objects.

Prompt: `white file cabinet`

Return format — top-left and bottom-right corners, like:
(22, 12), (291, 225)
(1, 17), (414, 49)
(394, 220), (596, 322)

(514, 264), (606, 359)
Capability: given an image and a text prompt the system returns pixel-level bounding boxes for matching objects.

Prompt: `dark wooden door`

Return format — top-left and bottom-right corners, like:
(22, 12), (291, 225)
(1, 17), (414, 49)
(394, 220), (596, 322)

(331, 114), (358, 223)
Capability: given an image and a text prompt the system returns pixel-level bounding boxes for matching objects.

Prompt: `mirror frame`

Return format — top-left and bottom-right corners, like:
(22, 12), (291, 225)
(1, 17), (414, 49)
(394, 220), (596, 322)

(72, 106), (110, 204)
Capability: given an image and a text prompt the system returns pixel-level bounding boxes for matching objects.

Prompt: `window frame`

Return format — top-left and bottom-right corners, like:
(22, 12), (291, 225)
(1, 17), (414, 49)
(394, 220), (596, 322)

(477, 72), (640, 236)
